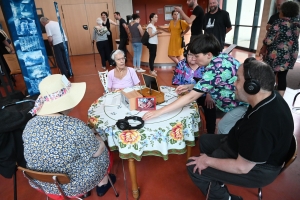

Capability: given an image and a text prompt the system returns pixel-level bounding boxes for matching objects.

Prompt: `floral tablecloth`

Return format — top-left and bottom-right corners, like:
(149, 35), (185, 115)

(88, 86), (200, 161)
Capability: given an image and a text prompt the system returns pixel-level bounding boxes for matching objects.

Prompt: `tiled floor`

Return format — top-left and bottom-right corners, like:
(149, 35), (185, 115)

(0, 48), (299, 200)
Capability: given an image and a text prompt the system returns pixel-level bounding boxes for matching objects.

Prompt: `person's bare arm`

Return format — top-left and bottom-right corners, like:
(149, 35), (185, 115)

(92, 134), (106, 157)
(226, 27), (232, 34)
(109, 19), (118, 26)
(174, 6), (196, 24)
(148, 27), (162, 37)
(187, 154), (256, 174)
(47, 36), (53, 46)
(122, 23), (131, 39)
(142, 90), (203, 120)
(137, 25), (144, 36)
(2, 40), (15, 53)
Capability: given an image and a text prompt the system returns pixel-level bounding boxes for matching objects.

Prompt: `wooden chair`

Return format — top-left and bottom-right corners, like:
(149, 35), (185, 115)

(3, 54), (22, 75)
(98, 70), (109, 94)
(18, 166), (83, 200)
(258, 134), (297, 200)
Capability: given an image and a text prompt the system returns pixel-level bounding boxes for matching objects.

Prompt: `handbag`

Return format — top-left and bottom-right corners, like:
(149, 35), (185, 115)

(141, 30), (150, 46)
(179, 20), (185, 48)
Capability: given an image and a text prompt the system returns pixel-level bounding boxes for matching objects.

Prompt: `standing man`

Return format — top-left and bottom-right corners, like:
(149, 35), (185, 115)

(203, 0), (232, 49)
(114, 12), (130, 58)
(186, 58), (294, 200)
(40, 17), (71, 78)
(266, 0), (287, 31)
(175, 0), (204, 42)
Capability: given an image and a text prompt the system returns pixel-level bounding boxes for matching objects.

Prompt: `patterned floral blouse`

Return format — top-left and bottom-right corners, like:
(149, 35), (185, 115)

(263, 17), (300, 71)
(23, 116), (109, 197)
(172, 59), (205, 85)
(193, 53), (247, 112)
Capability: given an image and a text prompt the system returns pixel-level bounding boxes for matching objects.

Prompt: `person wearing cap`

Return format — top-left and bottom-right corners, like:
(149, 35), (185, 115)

(23, 74), (116, 197)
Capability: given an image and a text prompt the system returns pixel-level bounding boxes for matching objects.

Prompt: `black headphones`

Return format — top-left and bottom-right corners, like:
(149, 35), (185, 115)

(243, 65), (260, 95)
(116, 116), (144, 130)
(110, 49), (125, 66)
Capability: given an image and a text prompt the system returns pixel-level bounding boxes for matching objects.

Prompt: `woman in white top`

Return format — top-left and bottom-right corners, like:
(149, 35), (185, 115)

(146, 13), (163, 76)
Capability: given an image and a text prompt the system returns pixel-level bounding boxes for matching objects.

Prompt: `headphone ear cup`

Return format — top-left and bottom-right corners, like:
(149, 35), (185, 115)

(244, 79), (260, 95)
(110, 50), (117, 66)
(116, 119), (129, 130)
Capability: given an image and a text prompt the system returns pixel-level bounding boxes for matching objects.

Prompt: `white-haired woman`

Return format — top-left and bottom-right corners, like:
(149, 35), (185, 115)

(93, 18), (111, 69)
(107, 50), (140, 92)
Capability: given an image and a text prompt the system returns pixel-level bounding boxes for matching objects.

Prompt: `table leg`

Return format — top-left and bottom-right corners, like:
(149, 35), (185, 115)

(128, 158), (139, 199)
(187, 146), (192, 160)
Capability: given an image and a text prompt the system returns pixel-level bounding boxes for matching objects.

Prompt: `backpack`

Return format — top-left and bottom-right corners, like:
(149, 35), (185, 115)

(141, 30), (149, 46)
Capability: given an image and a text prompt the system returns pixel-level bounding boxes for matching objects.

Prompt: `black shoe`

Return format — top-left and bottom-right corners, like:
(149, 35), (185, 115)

(81, 191), (91, 198)
(220, 183), (243, 200)
(96, 174), (116, 197)
(230, 194), (243, 200)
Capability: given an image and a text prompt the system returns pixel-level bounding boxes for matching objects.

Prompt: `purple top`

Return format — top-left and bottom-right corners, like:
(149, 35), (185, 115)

(107, 67), (140, 89)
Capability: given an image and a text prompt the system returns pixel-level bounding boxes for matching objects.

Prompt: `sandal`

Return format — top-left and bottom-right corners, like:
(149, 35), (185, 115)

(150, 71), (157, 76)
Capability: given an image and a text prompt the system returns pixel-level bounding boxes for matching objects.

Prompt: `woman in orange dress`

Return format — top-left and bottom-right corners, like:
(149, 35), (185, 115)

(161, 10), (190, 64)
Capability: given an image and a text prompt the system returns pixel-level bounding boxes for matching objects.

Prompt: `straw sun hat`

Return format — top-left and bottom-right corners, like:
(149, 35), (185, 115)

(29, 74), (86, 116)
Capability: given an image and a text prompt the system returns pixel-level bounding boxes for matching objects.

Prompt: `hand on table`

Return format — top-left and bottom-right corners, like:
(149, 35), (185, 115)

(186, 154), (209, 174)
(142, 109), (162, 121)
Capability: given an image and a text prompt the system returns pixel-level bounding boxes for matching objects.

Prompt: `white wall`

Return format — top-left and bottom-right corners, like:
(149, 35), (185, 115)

(114, 0), (133, 20)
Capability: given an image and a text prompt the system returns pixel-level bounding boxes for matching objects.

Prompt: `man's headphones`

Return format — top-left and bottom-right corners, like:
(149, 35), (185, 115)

(243, 65), (260, 95)
(116, 116), (144, 130)
(110, 49), (125, 66)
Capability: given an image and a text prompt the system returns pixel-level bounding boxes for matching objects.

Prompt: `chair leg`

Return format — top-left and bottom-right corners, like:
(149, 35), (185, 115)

(107, 174), (119, 197)
(258, 188), (262, 200)
(13, 168), (17, 200)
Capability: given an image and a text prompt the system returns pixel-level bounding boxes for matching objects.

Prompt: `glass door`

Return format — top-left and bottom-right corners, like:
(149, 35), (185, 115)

(223, 0), (264, 52)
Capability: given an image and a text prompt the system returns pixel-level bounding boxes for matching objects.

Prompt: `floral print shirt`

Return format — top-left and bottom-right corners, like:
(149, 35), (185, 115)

(263, 17), (300, 71)
(172, 59), (205, 85)
(23, 116), (109, 196)
(193, 53), (246, 112)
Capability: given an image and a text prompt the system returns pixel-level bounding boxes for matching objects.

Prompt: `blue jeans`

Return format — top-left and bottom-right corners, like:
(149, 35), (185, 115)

(132, 42), (142, 68)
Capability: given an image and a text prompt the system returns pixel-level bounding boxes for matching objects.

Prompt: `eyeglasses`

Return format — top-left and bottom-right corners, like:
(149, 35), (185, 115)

(116, 57), (126, 62)
(187, 53), (196, 58)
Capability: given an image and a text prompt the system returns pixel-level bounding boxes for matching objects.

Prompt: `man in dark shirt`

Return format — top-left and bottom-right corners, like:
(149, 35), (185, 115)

(114, 12), (130, 58)
(175, 0), (204, 42)
(266, 0), (287, 31)
(186, 58), (294, 200)
(203, 0), (232, 49)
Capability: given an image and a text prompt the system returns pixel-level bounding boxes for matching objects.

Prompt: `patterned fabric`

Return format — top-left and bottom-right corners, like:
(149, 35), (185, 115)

(94, 26), (108, 36)
(172, 59), (205, 85)
(193, 53), (246, 112)
(263, 17), (300, 71)
(29, 80), (71, 116)
(23, 116), (109, 197)
(88, 86), (200, 161)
